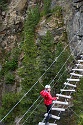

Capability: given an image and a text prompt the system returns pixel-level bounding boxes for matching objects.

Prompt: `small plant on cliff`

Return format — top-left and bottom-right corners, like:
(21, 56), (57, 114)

(51, 6), (63, 18)
(3, 59), (18, 72)
(0, 0), (8, 11)
(4, 72), (15, 84)
(43, 0), (51, 15)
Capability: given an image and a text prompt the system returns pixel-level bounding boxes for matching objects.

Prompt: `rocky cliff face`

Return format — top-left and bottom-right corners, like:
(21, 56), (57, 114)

(28, 0), (83, 56)
(0, 0), (28, 107)
(71, 0), (83, 55)
(36, 0), (83, 56)
(55, 0), (83, 56)
(0, 0), (83, 60)
(0, 0), (27, 54)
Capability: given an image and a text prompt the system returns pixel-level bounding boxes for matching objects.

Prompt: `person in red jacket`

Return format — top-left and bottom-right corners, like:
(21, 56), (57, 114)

(40, 85), (58, 125)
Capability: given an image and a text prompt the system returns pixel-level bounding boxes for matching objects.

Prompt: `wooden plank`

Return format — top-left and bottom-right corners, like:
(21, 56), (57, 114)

(70, 72), (83, 77)
(38, 122), (57, 125)
(78, 60), (83, 63)
(72, 69), (83, 72)
(56, 94), (71, 99)
(67, 78), (80, 82)
(52, 108), (65, 111)
(51, 114), (60, 120)
(44, 113), (60, 120)
(53, 101), (68, 105)
(80, 55), (83, 58)
(64, 82), (76, 87)
(61, 89), (75, 92)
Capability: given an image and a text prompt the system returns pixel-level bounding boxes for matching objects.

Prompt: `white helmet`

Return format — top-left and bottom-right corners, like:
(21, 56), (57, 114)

(45, 85), (51, 89)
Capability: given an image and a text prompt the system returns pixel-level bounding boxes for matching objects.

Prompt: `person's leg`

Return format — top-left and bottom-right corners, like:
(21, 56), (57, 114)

(45, 104), (52, 124)
(47, 104), (52, 114)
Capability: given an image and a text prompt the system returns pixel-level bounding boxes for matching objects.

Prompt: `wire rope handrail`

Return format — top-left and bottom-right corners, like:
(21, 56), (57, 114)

(22, 66), (70, 125)
(53, 51), (83, 124)
(0, 19), (83, 125)
(41, 38), (82, 124)
(0, 43), (68, 123)
(20, 2), (83, 125)
(17, 38), (81, 124)
(22, 57), (75, 125)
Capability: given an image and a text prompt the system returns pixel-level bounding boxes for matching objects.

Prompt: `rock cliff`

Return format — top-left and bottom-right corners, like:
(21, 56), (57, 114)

(0, 0), (27, 53)
(56, 0), (83, 55)
(0, 0), (83, 57)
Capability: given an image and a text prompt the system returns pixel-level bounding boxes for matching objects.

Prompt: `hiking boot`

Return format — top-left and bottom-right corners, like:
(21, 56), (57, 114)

(45, 122), (49, 125)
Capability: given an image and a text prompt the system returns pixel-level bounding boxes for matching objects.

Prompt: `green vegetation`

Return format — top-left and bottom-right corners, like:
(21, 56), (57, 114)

(43, 0), (51, 15)
(2, 47), (19, 68)
(73, 78), (83, 125)
(17, 6), (42, 125)
(4, 72), (15, 84)
(0, 48), (19, 85)
(4, 59), (18, 72)
(0, 93), (21, 124)
(0, 0), (8, 11)
(0, 47), (19, 75)
(51, 6), (63, 18)
(20, 6), (40, 90)
(0, 47), (20, 122)
(39, 31), (55, 85)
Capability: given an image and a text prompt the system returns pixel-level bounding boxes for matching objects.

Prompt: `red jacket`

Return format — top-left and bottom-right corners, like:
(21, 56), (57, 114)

(40, 90), (57, 105)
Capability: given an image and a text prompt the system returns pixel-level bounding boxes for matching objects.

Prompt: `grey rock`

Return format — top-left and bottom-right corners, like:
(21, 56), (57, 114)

(73, 0), (83, 3)
(0, 122), (5, 125)
(0, 65), (2, 71)
(2, 11), (6, 16)
(51, 0), (56, 9)
(38, 27), (48, 36)
(64, 0), (83, 55)
(80, 5), (83, 12)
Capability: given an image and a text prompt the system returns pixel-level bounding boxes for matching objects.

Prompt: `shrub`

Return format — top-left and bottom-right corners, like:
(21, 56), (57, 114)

(73, 78), (83, 124)
(43, 0), (51, 15)
(0, 0), (8, 11)
(4, 72), (15, 84)
(51, 6), (62, 18)
(3, 58), (18, 72)
(0, 93), (21, 124)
